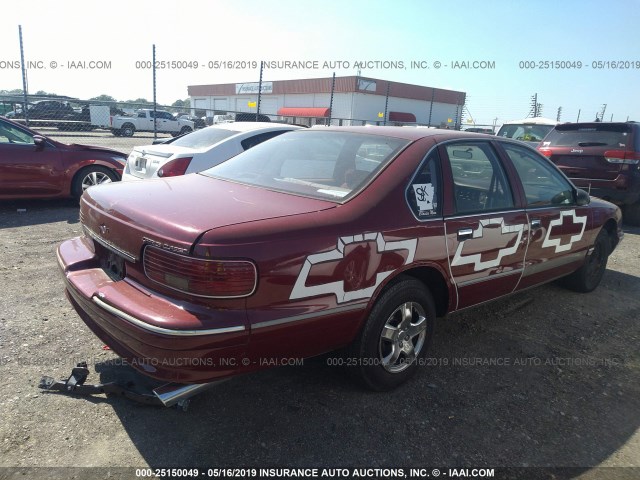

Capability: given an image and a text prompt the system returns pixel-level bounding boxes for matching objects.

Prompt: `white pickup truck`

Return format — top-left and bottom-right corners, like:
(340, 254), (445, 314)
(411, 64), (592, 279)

(110, 109), (194, 137)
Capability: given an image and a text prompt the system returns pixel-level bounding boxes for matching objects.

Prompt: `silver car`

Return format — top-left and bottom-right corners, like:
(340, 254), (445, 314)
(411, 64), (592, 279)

(122, 122), (303, 180)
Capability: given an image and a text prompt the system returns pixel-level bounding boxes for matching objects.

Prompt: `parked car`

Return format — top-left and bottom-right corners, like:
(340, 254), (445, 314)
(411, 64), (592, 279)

(538, 121), (640, 225)
(0, 116), (125, 199)
(122, 122), (303, 180)
(496, 117), (558, 147)
(58, 127), (622, 395)
(109, 109), (194, 137)
(173, 112), (206, 130)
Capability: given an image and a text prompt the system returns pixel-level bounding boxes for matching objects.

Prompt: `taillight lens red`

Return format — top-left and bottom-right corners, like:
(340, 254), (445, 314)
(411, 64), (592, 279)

(157, 157), (193, 177)
(143, 246), (256, 297)
(604, 150), (640, 165)
(537, 147), (552, 157)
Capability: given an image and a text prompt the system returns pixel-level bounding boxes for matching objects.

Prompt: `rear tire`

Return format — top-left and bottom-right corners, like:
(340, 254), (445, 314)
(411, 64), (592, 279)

(347, 276), (435, 391)
(179, 126), (193, 136)
(560, 229), (610, 293)
(121, 123), (135, 137)
(72, 166), (118, 199)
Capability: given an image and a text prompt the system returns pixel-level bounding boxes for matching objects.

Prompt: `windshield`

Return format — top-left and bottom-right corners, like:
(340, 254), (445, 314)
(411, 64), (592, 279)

(171, 126), (239, 149)
(497, 124), (555, 142)
(542, 124), (631, 148)
(201, 130), (409, 202)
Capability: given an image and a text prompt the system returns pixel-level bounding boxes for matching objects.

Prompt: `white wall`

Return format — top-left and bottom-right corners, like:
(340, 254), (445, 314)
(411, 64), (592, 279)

(190, 92), (462, 126)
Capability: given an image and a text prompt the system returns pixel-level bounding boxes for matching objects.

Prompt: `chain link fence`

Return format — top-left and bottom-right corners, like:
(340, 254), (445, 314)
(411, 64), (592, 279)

(3, 26), (479, 139)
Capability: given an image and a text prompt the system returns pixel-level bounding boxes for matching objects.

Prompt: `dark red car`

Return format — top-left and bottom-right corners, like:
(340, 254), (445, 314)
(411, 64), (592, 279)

(0, 116), (125, 199)
(58, 127), (623, 395)
(538, 122), (640, 225)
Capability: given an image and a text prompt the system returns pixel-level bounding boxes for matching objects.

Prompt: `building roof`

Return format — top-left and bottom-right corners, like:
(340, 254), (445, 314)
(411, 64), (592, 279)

(188, 76), (465, 106)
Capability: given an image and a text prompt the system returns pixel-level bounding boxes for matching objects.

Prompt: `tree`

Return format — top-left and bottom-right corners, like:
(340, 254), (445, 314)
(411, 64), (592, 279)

(89, 94), (117, 103)
(171, 98), (191, 110)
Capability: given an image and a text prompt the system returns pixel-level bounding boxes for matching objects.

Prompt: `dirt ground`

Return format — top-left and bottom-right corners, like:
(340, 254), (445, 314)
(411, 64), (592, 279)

(0, 133), (639, 477)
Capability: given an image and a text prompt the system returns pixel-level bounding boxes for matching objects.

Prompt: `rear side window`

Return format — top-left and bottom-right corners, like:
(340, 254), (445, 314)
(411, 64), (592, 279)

(407, 149), (441, 219)
(240, 130), (288, 150)
(543, 124), (631, 148)
(445, 142), (514, 214)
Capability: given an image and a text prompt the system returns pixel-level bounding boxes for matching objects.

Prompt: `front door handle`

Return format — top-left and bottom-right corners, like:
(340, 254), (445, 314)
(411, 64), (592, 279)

(457, 228), (474, 240)
(531, 219), (542, 230)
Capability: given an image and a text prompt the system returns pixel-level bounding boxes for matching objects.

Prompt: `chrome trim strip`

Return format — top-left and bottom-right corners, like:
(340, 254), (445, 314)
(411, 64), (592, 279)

(83, 225), (137, 262)
(444, 209), (525, 221)
(252, 303), (367, 330)
(92, 296), (245, 336)
(456, 269), (523, 287)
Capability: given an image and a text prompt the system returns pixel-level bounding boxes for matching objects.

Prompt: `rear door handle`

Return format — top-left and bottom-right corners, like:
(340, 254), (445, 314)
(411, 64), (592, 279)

(531, 219), (542, 230)
(457, 228), (474, 240)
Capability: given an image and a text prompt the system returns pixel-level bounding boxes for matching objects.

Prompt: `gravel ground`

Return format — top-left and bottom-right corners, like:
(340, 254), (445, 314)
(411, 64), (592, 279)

(0, 144), (639, 477)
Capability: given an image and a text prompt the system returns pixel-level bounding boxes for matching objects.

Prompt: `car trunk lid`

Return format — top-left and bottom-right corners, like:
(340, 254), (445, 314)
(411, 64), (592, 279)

(80, 173), (336, 263)
(126, 144), (196, 179)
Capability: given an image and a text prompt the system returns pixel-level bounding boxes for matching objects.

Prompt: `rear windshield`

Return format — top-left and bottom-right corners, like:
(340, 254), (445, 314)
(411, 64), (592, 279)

(201, 130), (409, 202)
(171, 126), (239, 149)
(543, 124), (631, 148)
(496, 124), (555, 142)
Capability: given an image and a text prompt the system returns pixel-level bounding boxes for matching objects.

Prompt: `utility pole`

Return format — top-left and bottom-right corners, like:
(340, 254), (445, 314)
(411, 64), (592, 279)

(598, 104), (607, 122)
(556, 106), (562, 122)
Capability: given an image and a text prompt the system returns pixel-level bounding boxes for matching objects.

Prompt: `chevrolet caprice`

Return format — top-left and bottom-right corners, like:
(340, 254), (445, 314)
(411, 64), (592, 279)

(57, 127), (623, 392)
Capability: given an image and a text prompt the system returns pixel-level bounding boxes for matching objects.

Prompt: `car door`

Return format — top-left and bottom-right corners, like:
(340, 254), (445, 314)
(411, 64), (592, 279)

(160, 111), (179, 132)
(0, 119), (63, 197)
(498, 142), (593, 289)
(441, 140), (529, 310)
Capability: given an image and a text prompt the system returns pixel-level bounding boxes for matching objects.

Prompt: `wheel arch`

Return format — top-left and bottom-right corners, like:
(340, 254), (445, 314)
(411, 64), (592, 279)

(69, 161), (122, 197)
(373, 264), (451, 318)
(602, 218), (619, 252)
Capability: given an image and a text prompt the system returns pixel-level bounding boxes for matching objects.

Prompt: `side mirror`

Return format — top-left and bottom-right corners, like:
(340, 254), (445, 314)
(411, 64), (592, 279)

(33, 135), (46, 150)
(575, 188), (590, 206)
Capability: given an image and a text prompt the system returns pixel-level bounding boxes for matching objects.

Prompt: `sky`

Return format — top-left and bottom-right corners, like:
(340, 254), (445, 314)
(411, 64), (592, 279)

(1, 0), (639, 126)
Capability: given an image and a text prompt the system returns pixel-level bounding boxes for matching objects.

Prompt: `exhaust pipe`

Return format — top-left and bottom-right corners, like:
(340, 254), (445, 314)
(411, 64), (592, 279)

(153, 380), (227, 408)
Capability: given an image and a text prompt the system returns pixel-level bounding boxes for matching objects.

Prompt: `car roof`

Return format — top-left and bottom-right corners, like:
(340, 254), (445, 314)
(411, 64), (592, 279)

(314, 125), (493, 141)
(501, 117), (558, 126)
(207, 121), (302, 132)
(555, 121), (636, 129)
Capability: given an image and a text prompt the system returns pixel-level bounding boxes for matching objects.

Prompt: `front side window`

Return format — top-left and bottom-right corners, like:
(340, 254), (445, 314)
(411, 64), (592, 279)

(406, 149), (441, 219)
(203, 131), (409, 202)
(0, 120), (34, 145)
(445, 142), (514, 214)
(502, 143), (575, 207)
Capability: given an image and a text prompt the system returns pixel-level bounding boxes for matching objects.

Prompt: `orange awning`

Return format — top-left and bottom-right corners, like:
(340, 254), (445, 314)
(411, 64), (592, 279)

(277, 107), (330, 118)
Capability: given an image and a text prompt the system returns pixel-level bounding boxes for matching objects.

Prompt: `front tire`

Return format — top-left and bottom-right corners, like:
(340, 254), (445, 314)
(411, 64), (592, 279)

(347, 276), (436, 391)
(560, 229), (610, 293)
(72, 166), (118, 199)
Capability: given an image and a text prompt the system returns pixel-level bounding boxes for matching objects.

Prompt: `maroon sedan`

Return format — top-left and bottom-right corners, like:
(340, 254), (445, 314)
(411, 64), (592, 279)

(57, 127), (623, 393)
(0, 116), (125, 199)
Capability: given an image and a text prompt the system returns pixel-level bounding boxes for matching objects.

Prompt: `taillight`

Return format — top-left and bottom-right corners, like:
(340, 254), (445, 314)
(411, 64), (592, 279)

(604, 150), (640, 165)
(538, 147), (552, 157)
(143, 246), (256, 298)
(157, 157), (193, 177)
